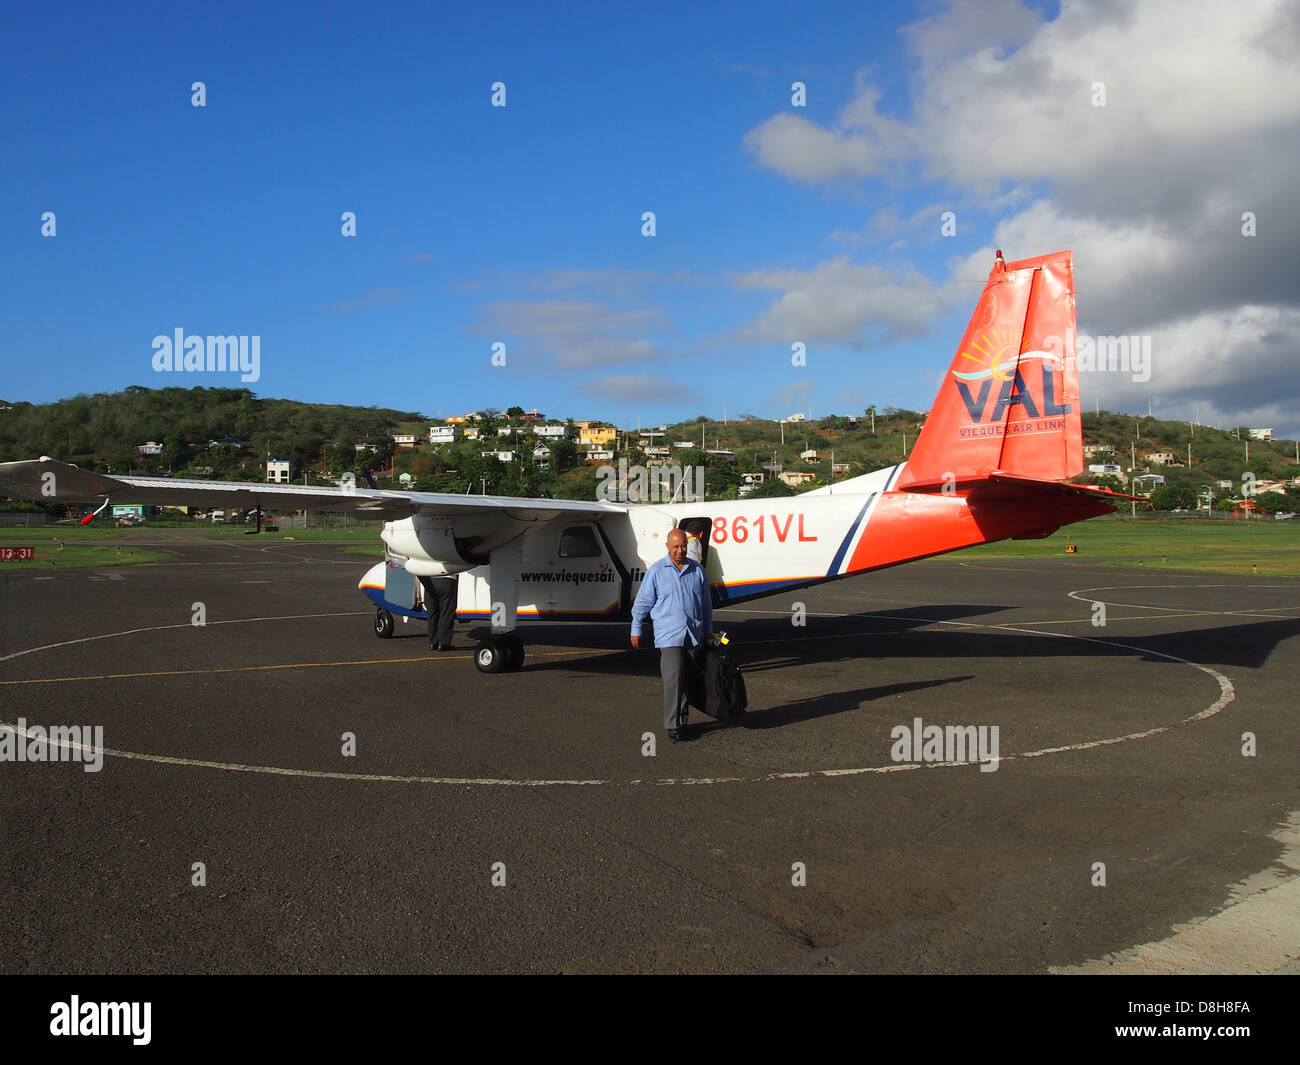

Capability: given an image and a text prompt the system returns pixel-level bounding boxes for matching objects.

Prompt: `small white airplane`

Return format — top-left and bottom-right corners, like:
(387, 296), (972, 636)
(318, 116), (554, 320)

(0, 250), (1126, 675)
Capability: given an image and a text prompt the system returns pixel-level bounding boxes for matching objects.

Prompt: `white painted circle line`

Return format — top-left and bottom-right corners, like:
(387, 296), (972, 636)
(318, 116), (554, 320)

(0, 610), (1237, 788)
(0, 612), (369, 664)
(1066, 583), (1296, 615)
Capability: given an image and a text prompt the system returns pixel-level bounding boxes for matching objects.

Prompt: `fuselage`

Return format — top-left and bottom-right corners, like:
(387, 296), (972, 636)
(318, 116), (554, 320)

(360, 460), (1113, 622)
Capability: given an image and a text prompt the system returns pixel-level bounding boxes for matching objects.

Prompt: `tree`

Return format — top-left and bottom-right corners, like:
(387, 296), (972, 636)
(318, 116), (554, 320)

(746, 478), (796, 498)
(548, 438), (577, 471)
(1253, 490), (1290, 515)
(1149, 483), (1198, 511)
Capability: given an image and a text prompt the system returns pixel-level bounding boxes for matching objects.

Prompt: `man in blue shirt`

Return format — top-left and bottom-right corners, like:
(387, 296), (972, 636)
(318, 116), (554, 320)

(630, 528), (713, 741)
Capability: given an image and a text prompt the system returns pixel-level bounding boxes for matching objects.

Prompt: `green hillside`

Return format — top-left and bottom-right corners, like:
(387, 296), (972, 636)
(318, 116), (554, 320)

(2, 387), (1296, 509)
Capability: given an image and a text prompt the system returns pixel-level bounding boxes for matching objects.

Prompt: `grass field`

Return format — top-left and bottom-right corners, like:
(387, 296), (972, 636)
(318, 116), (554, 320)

(937, 516), (1300, 577)
(2, 517), (1296, 577)
(0, 542), (171, 570)
(0, 523), (370, 570)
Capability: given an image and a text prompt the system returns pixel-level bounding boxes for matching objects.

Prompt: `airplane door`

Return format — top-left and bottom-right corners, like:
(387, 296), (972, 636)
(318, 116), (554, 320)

(676, 516), (712, 564)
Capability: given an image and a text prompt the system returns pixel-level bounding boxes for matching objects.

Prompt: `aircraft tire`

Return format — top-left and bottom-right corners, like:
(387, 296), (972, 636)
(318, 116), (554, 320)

(374, 607), (395, 639)
(503, 633), (524, 670)
(474, 638), (506, 674)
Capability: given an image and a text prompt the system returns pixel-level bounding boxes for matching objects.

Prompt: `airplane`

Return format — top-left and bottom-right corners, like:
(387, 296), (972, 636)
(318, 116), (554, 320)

(0, 249), (1128, 676)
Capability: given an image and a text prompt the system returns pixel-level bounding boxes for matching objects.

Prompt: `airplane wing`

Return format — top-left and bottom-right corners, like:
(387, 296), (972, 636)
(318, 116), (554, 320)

(0, 457), (621, 522)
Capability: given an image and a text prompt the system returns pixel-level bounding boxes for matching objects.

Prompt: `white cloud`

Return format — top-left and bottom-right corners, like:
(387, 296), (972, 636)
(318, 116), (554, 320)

(741, 0), (1300, 431)
(576, 374), (701, 405)
(742, 81), (909, 184)
(733, 258), (955, 345)
(767, 379), (814, 415)
(324, 287), (410, 314)
(475, 300), (675, 370)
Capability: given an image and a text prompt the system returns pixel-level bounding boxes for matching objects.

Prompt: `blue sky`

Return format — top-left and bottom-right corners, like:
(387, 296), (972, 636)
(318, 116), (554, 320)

(5, 1), (1297, 435)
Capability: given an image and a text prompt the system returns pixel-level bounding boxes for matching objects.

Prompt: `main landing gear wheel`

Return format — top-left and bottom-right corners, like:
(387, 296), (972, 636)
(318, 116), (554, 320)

(474, 634), (525, 673)
(503, 633), (525, 669)
(374, 607), (395, 639)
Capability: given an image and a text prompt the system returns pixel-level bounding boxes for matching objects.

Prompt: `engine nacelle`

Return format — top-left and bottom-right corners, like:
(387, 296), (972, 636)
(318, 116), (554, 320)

(381, 512), (538, 574)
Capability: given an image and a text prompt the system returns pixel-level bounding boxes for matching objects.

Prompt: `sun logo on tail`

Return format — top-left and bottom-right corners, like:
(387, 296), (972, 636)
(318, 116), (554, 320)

(953, 328), (1019, 382)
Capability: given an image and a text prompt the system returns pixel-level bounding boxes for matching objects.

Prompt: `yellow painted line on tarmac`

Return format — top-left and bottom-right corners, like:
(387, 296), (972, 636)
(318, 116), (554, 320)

(0, 648), (609, 686)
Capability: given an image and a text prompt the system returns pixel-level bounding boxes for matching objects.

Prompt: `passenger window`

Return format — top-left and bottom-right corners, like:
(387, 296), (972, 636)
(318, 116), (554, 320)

(558, 524), (602, 558)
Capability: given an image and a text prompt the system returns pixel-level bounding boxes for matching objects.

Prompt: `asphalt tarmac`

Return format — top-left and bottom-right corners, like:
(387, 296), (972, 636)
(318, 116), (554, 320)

(1, 530), (1297, 973)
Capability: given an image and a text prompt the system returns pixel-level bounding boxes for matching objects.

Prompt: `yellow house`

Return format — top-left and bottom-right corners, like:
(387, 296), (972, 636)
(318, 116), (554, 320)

(579, 426), (617, 447)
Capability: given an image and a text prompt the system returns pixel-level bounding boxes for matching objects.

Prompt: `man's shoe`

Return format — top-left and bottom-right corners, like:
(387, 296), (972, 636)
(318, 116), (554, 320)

(667, 724), (695, 742)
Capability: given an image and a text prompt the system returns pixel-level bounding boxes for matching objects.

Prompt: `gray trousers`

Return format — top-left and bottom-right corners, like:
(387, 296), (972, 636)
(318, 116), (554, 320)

(659, 644), (701, 730)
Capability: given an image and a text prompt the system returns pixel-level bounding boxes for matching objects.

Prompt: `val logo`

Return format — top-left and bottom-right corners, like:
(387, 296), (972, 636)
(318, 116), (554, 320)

(953, 332), (1071, 423)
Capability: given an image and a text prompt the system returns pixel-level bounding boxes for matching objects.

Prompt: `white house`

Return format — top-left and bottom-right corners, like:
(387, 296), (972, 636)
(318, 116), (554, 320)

(266, 460), (291, 483)
(428, 426), (455, 444)
(136, 441), (163, 455)
(532, 424), (567, 439)
(481, 450), (515, 463)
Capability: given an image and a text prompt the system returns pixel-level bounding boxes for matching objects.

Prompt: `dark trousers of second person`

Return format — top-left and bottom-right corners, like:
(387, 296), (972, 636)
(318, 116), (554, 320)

(660, 643), (702, 731)
(420, 575), (458, 648)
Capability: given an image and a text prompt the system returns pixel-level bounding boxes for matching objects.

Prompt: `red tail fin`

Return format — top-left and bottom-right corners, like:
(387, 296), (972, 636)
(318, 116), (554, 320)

(899, 250), (1082, 491)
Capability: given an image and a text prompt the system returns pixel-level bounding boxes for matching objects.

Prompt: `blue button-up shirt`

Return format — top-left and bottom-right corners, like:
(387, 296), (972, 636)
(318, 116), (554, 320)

(630, 555), (713, 648)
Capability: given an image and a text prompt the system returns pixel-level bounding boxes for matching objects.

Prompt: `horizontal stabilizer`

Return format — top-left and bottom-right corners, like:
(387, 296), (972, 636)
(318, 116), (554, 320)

(900, 471), (1140, 502)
